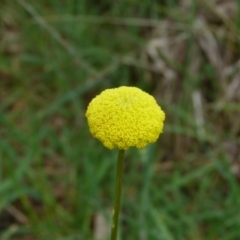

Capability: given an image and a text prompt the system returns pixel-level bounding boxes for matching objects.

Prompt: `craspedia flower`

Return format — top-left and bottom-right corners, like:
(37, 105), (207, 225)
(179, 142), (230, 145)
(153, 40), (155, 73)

(86, 86), (165, 150)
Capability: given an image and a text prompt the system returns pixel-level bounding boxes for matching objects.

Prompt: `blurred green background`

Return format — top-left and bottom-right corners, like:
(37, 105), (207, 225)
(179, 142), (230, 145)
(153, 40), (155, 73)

(1, 0), (240, 239)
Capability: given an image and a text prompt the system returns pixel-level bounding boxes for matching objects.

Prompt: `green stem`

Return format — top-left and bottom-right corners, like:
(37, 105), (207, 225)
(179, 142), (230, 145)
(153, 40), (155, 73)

(111, 149), (125, 240)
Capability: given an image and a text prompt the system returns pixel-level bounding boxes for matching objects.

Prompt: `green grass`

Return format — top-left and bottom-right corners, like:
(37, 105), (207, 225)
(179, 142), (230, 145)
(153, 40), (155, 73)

(1, 0), (240, 239)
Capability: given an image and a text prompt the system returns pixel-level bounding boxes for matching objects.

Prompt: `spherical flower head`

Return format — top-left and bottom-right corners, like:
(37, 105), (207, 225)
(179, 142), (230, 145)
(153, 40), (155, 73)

(86, 86), (165, 150)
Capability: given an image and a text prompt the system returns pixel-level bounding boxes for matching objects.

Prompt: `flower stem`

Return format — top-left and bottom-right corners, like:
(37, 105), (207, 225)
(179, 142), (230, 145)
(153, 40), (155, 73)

(111, 149), (125, 240)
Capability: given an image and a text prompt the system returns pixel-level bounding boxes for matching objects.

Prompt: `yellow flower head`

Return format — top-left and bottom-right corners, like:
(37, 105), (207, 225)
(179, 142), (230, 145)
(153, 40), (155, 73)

(86, 86), (165, 150)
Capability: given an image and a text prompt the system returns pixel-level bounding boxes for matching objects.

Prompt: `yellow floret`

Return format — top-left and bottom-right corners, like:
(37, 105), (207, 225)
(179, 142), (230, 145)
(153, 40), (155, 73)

(85, 86), (165, 150)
